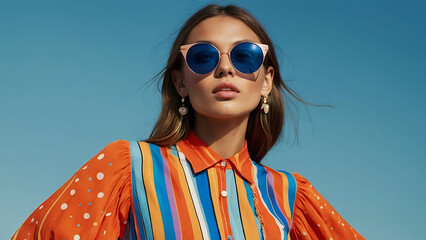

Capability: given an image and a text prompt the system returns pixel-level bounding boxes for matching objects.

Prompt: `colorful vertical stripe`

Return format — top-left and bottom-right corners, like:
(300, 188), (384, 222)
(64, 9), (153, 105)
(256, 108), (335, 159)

(127, 136), (297, 240)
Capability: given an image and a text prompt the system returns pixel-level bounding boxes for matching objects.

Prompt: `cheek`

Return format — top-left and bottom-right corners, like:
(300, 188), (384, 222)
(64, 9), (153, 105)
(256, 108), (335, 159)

(243, 83), (264, 107)
(183, 76), (212, 108)
(182, 67), (207, 87)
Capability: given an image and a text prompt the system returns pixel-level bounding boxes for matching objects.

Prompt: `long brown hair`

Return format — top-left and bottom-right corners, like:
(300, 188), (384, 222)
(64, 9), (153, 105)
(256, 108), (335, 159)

(146, 4), (305, 163)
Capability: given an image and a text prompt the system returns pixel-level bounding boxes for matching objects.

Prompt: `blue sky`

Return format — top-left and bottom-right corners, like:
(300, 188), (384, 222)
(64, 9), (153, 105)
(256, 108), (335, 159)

(1, 0), (425, 239)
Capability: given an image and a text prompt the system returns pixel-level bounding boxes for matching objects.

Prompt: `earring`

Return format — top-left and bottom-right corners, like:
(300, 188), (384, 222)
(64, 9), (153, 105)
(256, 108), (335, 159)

(261, 95), (269, 114)
(179, 97), (188, 116)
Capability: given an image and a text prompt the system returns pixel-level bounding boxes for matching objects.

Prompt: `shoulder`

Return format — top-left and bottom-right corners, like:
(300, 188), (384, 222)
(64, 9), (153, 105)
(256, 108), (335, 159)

(252, 162), (298, 185)
(251, 162), (299, 203)
(124, 141), (178, 165)
(81, 140), (132, 171)
(135, 141), (176, 154)
(251, 164), (315, 206)
(291, 172), (311, 189)
(100, 140), (175, 167)
(101, 139), (130, 153)
(253, 163), (311, 189)
(100, 140), (131, 157)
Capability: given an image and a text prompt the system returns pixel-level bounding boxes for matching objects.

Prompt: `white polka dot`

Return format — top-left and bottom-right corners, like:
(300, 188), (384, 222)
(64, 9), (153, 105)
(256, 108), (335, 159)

(35, 221), (38, 224)
(330, 238), (334, 240)
(70, 189), (76, 195)
(97, 153), (105, 160)
(332, 211), (335, 214)
(93, 222), (98, 226)
(103, 230), (107, 235)
(83, 165), (88, 170)
(75, 178), (80, 183)
(106, 212), (111, 216)
(97, 192), (105, 198)
(317, 224), (321, 227)
(31, 218), (34, 223)
(320, 206), (323, 209)
(61, 203), (68, 210)
(39, 205), (43, 210)
(317, 196), (320, 200)
(74, 235), (80, 240)
(97, 172), (104, 180)
(302, 231), (307, 236)
(342, 223), (345, 226)
(84, 213), (90, 219)
(310, 184), (313, 188)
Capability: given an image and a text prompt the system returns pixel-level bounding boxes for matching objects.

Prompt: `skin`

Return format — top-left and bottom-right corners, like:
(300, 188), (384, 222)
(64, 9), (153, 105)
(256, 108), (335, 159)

(173, 15), (274, 159)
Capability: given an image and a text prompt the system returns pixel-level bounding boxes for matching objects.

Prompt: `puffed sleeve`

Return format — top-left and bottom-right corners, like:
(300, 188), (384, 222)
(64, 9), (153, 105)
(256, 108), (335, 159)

(11, 140), (132, 240)
(290, 173), (365, 240)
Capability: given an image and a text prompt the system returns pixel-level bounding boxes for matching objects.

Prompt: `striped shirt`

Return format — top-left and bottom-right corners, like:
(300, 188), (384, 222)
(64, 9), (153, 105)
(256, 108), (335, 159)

(12, 131), (365, 239)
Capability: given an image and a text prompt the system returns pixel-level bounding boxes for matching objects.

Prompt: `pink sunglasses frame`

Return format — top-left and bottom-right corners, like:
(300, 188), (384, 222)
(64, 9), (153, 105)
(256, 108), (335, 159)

(180, 42), (269, 75)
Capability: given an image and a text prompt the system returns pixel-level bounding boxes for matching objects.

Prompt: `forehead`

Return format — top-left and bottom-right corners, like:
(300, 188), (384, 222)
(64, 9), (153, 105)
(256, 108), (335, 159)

(186, 15), (261, 47)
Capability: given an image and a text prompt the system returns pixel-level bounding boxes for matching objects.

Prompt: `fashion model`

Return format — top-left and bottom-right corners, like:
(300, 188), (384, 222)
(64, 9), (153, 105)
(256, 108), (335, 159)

(13, 4), (365, 240)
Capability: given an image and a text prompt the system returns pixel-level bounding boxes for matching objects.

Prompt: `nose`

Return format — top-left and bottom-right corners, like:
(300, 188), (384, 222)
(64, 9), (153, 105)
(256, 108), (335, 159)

(214, 52), (236, 78)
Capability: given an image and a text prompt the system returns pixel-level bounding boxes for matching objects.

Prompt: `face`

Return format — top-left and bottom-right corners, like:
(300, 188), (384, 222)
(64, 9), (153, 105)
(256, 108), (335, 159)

(173, 15), (274, 120)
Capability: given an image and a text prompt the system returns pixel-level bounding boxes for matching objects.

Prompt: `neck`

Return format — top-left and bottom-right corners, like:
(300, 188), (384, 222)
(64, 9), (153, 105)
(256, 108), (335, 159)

(193, 114), (248, 159)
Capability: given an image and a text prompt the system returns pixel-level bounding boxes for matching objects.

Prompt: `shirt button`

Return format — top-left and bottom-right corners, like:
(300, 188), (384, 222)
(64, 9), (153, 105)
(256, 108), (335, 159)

(221, 190), (227, 197)
(227, 235), (233, 240)
(221, 161), (227, 167)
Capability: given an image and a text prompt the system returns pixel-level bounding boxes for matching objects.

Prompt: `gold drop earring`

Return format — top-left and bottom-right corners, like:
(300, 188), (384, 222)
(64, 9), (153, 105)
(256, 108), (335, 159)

(179, 97), (188, 116)
(261, 95), (269, 114)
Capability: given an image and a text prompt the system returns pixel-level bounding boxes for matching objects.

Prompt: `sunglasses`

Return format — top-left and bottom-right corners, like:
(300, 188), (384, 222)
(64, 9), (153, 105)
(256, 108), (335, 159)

(180, 42), (269, 75)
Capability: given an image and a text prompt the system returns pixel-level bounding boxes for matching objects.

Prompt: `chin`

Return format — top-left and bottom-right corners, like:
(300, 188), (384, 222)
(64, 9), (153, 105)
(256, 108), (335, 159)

(196, 109), (253, 120)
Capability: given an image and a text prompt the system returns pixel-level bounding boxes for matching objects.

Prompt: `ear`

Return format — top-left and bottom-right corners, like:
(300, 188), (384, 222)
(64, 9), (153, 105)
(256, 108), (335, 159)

(172, 69), (188, 97)
(261, 66), (274, 96)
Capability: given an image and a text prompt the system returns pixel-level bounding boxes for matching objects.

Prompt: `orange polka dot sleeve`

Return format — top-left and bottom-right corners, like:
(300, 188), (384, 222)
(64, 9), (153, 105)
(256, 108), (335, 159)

(290, 173), (365, 240)
(12, 140), (132, 240)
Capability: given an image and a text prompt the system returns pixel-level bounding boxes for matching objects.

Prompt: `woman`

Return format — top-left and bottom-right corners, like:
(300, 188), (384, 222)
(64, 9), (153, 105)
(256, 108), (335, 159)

(12, 4), (365, 240)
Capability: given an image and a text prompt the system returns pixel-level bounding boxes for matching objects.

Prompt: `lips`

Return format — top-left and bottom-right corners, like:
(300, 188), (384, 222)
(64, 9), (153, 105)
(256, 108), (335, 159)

(212, 82), (240, 94)
(212, 82), (240, 99)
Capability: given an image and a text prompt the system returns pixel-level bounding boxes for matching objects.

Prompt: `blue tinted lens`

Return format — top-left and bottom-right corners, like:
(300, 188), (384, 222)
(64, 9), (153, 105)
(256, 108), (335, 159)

(231, 42), (264, 74)
(186, 43), (219, 74)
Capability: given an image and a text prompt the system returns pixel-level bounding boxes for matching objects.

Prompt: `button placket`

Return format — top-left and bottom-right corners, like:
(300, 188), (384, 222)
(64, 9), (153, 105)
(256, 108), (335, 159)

(218, 159), (233, 239)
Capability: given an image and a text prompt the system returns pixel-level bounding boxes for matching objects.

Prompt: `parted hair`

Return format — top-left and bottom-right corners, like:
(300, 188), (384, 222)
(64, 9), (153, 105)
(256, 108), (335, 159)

(146, 4), (303, 163)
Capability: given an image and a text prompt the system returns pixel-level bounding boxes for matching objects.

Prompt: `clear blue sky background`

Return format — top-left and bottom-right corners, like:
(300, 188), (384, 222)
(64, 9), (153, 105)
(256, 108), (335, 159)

(1, 0), (425, 239)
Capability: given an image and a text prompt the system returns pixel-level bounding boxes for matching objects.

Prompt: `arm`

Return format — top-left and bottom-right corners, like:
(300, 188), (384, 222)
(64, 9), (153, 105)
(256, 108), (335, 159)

(11, 140), (132, 240)
(290, 173), (365, 240)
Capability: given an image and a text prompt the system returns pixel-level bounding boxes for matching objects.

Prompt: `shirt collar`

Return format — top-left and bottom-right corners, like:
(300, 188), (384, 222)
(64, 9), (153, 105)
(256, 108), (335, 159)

(177, 131), (254, 184)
